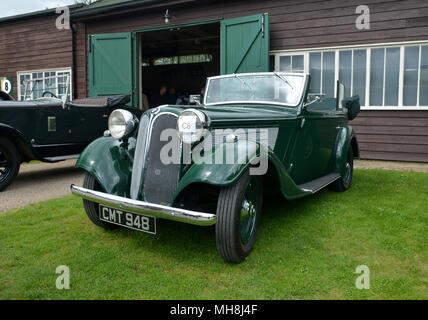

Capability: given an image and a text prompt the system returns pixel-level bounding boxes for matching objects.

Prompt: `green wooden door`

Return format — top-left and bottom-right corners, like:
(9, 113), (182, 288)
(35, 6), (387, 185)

(220, 13), (269, 74)
(88, 33), (133, 103)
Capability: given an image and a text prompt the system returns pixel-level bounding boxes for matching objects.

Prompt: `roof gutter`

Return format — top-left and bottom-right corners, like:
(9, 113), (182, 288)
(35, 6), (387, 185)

(71, 0), (171, 20)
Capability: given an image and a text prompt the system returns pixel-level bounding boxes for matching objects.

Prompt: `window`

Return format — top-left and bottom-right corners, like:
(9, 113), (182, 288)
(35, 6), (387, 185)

(280, 55), (304, 73)
(17, 68), (72, 101)
(146, 54), (213, 67)
(274, 42), (428, 108)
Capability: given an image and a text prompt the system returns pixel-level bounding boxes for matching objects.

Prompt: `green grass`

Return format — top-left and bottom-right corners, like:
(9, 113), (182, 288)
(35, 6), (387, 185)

(0, 169), (427, 299)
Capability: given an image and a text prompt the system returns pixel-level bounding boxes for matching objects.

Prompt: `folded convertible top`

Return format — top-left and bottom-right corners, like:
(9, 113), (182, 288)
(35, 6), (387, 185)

(67, 95), (130, 108)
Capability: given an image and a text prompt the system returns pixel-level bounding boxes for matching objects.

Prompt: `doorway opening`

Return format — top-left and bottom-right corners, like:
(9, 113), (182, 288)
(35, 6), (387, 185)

(139, 22), (220, 109)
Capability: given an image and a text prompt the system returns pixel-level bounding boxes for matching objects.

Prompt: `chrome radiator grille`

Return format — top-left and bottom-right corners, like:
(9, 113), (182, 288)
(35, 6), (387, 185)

(130, 112), (180, 205)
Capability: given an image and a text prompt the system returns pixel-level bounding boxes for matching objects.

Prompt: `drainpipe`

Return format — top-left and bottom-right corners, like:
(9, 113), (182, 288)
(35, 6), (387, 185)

(71, 22), (77, 100)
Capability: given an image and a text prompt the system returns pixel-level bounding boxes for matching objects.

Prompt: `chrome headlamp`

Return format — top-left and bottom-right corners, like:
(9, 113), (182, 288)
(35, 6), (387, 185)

(108, 109), (137, 140)
(177, 109), (210, 144)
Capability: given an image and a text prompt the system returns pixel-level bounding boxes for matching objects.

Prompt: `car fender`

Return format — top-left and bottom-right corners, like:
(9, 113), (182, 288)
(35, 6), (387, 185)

(75, 136), (133, 197)
(172, 140), (311, 203)
(0, 123), (39, 162)
(333, 125), (359, 178)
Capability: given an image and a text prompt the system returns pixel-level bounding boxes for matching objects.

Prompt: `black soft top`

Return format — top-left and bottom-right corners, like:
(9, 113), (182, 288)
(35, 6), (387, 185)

(66, 95), (130, 108)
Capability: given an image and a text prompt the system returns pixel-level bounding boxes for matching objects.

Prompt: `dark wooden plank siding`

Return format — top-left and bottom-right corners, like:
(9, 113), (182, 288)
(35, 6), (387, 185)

(76, 0), (428, 97)
(73, 0), (428, 162)
(0, 15), (73, 100)
(351, 111), (428, 162)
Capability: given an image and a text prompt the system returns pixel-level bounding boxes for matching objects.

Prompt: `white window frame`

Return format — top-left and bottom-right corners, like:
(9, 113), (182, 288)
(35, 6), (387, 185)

(16, 67), (72, 101)
(271, 40), (428, 110)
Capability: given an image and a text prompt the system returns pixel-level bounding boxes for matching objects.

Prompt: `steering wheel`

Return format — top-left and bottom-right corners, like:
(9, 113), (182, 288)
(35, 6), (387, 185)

(42, 91), (58, 98)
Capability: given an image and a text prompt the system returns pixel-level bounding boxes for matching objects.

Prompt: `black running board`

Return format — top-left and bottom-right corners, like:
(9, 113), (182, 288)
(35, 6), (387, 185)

(298, 173), (341, 193)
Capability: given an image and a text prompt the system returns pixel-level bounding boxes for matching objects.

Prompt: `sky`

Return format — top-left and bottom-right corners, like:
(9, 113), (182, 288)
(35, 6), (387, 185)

(0, 0), (78, 18)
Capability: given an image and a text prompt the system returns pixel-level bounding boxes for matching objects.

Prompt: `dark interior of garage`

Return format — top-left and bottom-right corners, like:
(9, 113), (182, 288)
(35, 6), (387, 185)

(140, 22), (220, 108)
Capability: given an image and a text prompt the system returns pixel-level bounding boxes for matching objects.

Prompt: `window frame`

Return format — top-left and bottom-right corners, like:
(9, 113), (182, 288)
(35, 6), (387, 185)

(271, 40), (428, 110)
(16, 67), (72, 101)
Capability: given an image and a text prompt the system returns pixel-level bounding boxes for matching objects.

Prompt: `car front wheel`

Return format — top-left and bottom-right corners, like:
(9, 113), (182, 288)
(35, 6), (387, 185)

(82, 172), (117, 230)
(215, 170), (263, 263)
(0, 137), (21, 191)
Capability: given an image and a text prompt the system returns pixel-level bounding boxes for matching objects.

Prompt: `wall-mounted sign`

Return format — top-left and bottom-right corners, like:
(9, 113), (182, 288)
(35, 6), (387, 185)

(0, 77), (13, 95)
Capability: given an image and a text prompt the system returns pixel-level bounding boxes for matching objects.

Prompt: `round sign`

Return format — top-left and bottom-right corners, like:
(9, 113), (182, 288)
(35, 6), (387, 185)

(1, 79), (12, 94)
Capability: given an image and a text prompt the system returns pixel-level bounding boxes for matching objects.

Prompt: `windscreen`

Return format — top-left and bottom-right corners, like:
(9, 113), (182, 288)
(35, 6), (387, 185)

(205, 74), (305, 106)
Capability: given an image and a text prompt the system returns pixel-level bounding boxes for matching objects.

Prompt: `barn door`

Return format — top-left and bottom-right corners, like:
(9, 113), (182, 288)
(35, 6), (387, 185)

(88, 33), (134, 104)
(220, 13), (270, 74)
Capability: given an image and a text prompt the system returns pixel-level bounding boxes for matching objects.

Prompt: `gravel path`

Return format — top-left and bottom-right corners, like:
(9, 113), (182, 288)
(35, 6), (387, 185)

(0, 159), (85, 214)
(1, 158), (426, 214)
(355, 159), (428, 173)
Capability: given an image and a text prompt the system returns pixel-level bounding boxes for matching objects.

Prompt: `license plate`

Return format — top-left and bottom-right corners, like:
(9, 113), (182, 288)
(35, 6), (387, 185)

(99, 205), (156, 234)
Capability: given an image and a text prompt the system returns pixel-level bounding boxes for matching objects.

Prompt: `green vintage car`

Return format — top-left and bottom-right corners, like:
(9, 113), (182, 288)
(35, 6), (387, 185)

(71, 72), (360, 263)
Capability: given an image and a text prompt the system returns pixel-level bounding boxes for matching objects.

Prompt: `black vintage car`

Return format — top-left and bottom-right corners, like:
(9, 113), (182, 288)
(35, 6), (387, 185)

(0, 90), (140, 191)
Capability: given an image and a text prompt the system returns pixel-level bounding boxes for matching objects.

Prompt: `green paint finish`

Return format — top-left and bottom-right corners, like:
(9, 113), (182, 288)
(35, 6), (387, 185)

(220, 13), (270, 74)
(76, 136), (134, 198)
(172, 141), (311, 204)
(332, 125), (357, 180)
(173, 141), (261, 202)
(88, 32), (133, 104)
(76, 74), (359, 209)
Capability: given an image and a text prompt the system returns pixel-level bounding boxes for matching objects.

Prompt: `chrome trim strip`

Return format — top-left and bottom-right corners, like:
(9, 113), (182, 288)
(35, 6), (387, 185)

(130, 113), (150, 200)
(140, 112), (179, 202)
(71, 185), (217, 226)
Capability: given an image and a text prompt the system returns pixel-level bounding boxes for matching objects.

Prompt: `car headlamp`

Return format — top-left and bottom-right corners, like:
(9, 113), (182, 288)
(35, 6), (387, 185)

(177, 109), (210, 144)
(108, 109), (137, 140)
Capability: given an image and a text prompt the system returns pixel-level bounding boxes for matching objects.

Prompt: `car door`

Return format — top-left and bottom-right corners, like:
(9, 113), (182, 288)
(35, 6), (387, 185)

(67, 104), (110, 143)
(288, 99), (340, 185)
(35, 100), (72, 145)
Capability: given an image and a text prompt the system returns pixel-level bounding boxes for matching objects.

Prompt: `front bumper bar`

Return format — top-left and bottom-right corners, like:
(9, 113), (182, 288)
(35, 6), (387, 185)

(70, 185), (218, 226)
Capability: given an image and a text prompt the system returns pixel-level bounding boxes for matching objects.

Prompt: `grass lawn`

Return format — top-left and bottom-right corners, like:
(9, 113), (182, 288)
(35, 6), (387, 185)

(0, 169), (427, 299)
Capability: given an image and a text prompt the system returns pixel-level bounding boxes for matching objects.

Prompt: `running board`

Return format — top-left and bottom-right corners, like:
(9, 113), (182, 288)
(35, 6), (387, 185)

(43, 154), (80, 162)
(298, 173), (341, 193)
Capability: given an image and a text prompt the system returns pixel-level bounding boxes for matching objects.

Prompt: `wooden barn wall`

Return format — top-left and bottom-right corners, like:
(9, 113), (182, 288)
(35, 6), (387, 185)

(74, 0), (428, 162)
(77, 0), (428, 99)
(0, 15), (73, 100)
(351, 111), (428, 162)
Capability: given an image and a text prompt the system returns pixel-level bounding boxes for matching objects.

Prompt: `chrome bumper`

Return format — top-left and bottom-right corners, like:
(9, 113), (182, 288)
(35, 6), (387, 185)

(70, 185), (218, 226)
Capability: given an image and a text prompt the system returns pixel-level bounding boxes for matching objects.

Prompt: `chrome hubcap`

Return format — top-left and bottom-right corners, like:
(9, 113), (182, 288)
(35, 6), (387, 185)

(239, 179), (259, 244)
(344, 162), (351, 184)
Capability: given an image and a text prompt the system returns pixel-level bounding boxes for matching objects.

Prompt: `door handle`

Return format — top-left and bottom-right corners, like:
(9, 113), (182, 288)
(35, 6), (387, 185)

(103, 114), (108, 118)
(300, 117), (306, 129)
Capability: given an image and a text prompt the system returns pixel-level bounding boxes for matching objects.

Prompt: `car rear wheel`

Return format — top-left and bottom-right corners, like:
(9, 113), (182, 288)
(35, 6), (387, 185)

(216, 170), (263, 263)
(330, 147), (353, 192)
(82, 172), (117, 230)
(0, 137), (21, 192)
